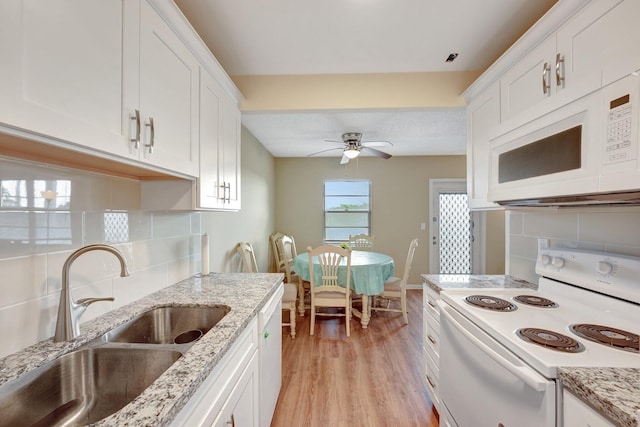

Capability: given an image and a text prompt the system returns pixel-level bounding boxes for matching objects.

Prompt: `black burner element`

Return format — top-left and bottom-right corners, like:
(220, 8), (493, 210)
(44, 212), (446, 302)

(464, 295), (517, 312)
(570, 324), (639, 353)
(517, 328), (584, 353)
(514, 295), (558, 308)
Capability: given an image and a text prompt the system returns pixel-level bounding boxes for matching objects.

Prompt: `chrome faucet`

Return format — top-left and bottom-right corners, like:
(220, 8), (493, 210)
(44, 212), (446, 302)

(54, 244), (129, 342)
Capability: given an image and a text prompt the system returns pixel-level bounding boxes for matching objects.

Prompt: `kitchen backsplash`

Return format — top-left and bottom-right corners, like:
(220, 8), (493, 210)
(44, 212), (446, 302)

(507, 208), (640, 282)
(0, 157), (201, 357)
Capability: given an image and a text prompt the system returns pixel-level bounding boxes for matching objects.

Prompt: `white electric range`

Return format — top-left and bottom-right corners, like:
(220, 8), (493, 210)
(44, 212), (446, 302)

(437, 248), (639, 427)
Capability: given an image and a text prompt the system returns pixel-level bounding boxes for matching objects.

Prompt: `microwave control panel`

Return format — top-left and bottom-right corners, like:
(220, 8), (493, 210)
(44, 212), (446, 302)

(603, 75), (638, 165)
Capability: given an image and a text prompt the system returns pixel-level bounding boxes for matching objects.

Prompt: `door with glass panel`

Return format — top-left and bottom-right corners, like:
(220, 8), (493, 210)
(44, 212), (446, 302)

(429, 179), (484, 274)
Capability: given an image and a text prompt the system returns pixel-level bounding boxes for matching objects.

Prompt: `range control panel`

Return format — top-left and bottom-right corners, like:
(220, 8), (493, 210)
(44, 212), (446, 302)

(535, 247), (640, 304)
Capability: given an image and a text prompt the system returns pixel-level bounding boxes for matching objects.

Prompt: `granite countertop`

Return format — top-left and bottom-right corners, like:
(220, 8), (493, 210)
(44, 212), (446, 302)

(559, 368), (640, 427)
(421, 274), (638, 427)
(421, 273), (537, 293)
(0, 272), (283, 426)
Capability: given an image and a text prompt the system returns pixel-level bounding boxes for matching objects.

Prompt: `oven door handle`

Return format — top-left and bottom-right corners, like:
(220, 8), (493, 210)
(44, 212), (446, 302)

(440, 304), (547, 392)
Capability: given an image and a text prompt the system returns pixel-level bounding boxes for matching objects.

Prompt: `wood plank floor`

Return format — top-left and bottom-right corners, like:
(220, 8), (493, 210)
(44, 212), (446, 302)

(271, 290), (439, 427)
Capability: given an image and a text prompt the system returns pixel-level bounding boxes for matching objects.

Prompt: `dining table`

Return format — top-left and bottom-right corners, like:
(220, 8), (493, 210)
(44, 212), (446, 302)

(292, 250), (394, 329)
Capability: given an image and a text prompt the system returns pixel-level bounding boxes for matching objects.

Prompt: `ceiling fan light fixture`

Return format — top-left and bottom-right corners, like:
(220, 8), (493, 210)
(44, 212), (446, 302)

(344, 148), (360, 159)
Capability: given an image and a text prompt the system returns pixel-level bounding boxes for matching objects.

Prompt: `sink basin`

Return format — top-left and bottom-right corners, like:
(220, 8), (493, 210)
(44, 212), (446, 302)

(0, 347), (181, 426)
(103, 305), (230, 345)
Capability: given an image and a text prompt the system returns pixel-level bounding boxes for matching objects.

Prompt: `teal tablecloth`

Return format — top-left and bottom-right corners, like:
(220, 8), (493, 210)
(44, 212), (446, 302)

(293, 250), (394, 295)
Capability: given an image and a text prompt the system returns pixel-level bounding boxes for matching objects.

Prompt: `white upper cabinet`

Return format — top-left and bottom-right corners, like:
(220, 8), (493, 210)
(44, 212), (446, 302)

(466, 82), (501, 210)
(0, 0), (130, 155)
(500, 0), (630, 127)
(0, 0), (199, 177)
(198, 70), (241, 210)
(135, 0), (199, 176)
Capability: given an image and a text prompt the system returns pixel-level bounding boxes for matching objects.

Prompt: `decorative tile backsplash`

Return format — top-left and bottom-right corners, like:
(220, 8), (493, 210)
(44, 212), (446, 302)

(0, 157), (201, 357)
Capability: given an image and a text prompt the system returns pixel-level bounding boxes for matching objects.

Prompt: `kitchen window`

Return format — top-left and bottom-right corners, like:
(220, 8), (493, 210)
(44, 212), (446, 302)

(323, 180), (371, 243)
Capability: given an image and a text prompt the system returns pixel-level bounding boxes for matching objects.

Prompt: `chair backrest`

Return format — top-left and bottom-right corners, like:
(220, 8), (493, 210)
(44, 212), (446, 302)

(400, 238), (419, 289)
(277, 235), (298, 283)
(269, 232), (286, 273)
(307, 244), (351, 294)
(348, 234), (375, 251)
(237, 242), (258, 273)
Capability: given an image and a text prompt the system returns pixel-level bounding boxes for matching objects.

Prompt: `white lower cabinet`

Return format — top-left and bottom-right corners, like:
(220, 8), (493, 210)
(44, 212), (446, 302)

(171, 317), (259, 427)
(563, 390), (614, 427)
(422, 283), (442, 414)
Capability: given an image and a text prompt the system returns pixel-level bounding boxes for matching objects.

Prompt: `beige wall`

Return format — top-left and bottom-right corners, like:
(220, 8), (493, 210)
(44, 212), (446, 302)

(201, 127), (276, 273)
(274, 155), (505, 285)
(233, 71), (481, 111)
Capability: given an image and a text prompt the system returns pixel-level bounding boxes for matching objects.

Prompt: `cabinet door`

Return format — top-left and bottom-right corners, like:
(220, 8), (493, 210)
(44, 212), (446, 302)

(198, 70), (223, 209)
(500, 36), (557, 123)
(138, 0), (199, 176)
(466, 82), (501, 210)
(0, 0), (133, 157)
(213, 352), (259, 427)
(198, 70), (241, 210)
(219, 96), (242, 210)
(563, 390), (614, 427)
(559, 0), (638, 89)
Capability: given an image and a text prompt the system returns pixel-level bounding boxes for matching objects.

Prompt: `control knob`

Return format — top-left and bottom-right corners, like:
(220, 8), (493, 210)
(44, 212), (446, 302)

(539, 254), (551, 265)
(596, 260), (614, 275)
(551, 257), (565, 268)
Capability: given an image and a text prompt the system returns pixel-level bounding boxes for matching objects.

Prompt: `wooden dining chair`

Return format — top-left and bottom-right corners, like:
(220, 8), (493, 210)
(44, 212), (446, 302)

(277, 235), (309, 316)
(269, 232), (287, 274)
(236, 242), (297, 338)
(371, 238), (418, 324)
(307, 244), (353, 337)
(348, 233), (375, 251)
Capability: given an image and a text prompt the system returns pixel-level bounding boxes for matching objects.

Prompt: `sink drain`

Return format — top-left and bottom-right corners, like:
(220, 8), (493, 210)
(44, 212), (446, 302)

(173, 329), (203, 344)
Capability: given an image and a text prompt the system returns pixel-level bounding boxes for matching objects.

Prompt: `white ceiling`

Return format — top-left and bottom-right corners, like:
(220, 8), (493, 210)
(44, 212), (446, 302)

(175, 0), (558, 159)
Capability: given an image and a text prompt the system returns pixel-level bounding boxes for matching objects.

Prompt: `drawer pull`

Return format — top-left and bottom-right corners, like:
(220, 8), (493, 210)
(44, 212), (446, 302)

(426, 375), (436, 389)
(427, 334), (437, 345)
(427, 300), (437, 309)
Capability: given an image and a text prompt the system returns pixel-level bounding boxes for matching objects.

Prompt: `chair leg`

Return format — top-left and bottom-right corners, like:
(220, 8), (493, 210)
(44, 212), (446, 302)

(297, 282), (305, 316)
(310, 305), (316, 336)
(401, 295), (408, 325)
(289, 306), (296, 338)
(345, 304), (351, 337)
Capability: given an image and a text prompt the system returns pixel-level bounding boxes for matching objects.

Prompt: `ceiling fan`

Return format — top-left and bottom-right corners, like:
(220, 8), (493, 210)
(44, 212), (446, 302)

(308, 132), (393, 164)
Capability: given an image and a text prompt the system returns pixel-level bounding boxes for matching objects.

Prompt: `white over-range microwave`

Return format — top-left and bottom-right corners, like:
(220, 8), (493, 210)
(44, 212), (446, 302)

(488, 72), (640, 207)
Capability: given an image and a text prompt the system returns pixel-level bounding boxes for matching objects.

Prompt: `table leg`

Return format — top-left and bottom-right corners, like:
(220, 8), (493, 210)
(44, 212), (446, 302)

(360, 295), (371, 329)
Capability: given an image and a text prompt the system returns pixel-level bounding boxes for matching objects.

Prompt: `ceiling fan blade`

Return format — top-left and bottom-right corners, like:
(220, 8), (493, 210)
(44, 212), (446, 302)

(362, 140), (393, 148)
(340, 154), (350, 164)
(362, 146), (392, 159)
(307, 147), (343, 157)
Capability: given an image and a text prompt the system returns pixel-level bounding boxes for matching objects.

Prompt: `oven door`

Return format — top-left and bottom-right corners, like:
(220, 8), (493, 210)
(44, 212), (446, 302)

(439, 302), (556, 427)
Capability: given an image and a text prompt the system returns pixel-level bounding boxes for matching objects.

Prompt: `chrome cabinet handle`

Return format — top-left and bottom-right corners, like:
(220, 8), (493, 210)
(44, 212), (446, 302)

(542, 62), (551, 95)
(426, 375), (436, 389)
(555, 53), (565, 87)
(145, 117), (155, 154)
(219, 182), (226, 202)
(130, 109), (141, 149)
(226, 182), (231, 203)
(427, 334), (437, 345)
(226, 414), (235, 426)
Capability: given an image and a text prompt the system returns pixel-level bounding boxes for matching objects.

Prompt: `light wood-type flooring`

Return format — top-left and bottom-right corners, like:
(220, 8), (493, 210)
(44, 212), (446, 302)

(271, 289), (439, 427)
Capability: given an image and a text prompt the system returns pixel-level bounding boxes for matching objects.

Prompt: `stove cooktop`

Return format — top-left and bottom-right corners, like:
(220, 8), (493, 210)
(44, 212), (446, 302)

(440, 283), (640, 378)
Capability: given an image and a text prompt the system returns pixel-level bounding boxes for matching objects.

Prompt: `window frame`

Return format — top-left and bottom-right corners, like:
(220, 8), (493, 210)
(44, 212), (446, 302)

(323, 179), (371, 244)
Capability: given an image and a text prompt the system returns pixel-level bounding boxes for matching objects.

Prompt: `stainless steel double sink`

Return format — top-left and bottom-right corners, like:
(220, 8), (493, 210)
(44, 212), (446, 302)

(0, 305), (230, 426)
